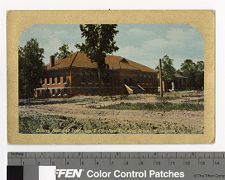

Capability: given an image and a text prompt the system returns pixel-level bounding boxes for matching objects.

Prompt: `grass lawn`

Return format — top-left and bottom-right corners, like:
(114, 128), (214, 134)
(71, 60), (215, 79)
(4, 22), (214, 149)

(19, 113), (202, 134)
(98, 102), (204, 111)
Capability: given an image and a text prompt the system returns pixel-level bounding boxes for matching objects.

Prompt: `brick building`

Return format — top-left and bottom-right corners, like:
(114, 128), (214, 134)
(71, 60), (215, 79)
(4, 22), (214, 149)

(34, 52), (158, 98)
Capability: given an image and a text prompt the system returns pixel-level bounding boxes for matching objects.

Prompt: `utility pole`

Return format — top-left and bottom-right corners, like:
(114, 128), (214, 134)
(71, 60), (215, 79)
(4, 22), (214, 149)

(159, 58), (163, 97)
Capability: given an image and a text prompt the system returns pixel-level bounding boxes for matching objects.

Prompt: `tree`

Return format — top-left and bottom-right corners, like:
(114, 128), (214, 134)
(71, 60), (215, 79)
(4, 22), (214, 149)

(54, 44), (73, 59)
(19, 38), (44, 99)
(75, 24), (119, 82)
(196, 61), (204, 72)
(179, 59), (204, 90)
(156, 55), (176, 81)
(179, 59), (203, 89)
(195, 61), (204, 89)
(179, 59), (196, 89)
(180, 59), (196, 74)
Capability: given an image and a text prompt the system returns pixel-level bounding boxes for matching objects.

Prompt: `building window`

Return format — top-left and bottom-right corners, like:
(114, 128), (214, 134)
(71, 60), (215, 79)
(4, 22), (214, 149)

(90, 71), (98, 82)
(47, 78), (50, 84)
(81, 72), (86, 83)
(63, 75), (66, 83)
(95, 71), (99, 81)
(89, 72), (94, 82)
(42, 78), (46, 84)
(138, 74), (142, 82)
(57, 89), (60, 95)
(137, 75), (140, 83)
(57, 77), (61, 84)
(52, 77), (55, 84)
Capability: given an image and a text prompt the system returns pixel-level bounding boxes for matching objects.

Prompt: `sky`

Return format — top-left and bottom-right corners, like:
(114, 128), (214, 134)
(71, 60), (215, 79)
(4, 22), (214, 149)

(19, 24), (204, 69)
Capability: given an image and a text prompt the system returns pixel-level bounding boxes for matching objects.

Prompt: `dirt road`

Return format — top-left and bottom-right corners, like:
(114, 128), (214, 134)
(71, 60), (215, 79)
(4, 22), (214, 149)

(19, 91), (204, 134)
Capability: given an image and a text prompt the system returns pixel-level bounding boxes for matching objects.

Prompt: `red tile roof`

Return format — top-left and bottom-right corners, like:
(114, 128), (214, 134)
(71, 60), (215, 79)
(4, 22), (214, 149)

(46, 52), (157, 73)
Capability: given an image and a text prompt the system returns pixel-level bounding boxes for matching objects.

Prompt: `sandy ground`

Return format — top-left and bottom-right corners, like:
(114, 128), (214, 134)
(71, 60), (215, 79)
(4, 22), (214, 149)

(19, 91), (204, 134)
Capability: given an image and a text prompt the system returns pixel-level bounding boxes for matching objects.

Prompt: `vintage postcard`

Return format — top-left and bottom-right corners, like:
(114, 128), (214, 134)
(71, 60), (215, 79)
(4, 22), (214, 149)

(7, 11), (215, 144)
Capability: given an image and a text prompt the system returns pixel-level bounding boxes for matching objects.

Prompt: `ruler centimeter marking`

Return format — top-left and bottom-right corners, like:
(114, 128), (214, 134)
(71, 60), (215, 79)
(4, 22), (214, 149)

(8, 152), (225, 159)
(8, 152), (225, 167)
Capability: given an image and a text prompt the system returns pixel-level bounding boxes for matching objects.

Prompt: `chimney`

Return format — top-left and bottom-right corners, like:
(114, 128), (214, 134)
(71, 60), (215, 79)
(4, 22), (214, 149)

(50, 55), (55, 67)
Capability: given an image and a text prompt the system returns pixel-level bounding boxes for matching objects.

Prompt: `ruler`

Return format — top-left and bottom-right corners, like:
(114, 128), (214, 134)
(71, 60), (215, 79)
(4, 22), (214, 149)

(8, 152), (225, 180)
